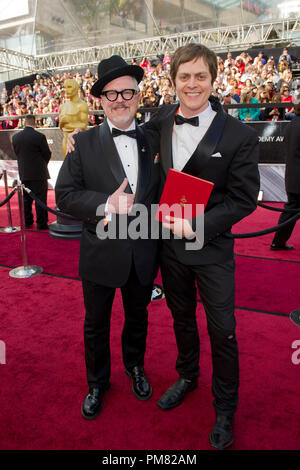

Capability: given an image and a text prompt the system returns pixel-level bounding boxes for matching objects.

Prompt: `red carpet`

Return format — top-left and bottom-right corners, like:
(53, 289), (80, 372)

(234, 201), (300, 262)
(0, 189), (300, 450)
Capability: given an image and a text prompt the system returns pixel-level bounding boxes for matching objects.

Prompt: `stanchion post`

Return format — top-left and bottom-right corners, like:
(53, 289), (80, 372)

(19, 182), (28, 267)
(0, 170), (20, 233)
(9, 184), (43, 279)
(5, 170), (13, 228)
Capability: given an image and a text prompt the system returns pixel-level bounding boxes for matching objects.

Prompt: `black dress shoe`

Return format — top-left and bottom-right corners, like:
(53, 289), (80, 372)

(270, 243), (294, 251)
(37, 224), (49, 230)
(157, 377), (198, 410)
(81, 383), (110, 420)
(125, 366), (152, 401)
(209, 414), (234, 450)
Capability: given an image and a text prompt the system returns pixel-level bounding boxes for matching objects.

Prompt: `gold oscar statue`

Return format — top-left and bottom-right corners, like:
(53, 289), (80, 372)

(50, 79), (88, 240)
(59, 79), (88, 157)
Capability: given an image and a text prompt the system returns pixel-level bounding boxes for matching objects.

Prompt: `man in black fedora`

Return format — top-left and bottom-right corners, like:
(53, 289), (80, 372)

(55, 55), (160, 419)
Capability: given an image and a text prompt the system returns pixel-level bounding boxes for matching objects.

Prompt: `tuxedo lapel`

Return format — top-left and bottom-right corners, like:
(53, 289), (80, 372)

(160, 104), (179, 177)
(98, 119), (128, 188)
(182, 104), (226, 176)
(135, 124), (151, 203)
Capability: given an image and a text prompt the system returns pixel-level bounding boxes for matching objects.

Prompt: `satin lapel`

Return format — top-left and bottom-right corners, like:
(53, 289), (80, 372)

(135, 124), (151, 203)
(182, 105), (226, 176)
(160, 104), (179, 177)
(98, 119), (128, 187)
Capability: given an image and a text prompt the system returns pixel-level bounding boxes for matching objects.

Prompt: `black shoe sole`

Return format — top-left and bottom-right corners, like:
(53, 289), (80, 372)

(157, 397), (184, 410)
(125, 369), (152, 401)
(270, 245), (294, 251)
(157, 382), (198, 410)
(209, 433), (234, 450)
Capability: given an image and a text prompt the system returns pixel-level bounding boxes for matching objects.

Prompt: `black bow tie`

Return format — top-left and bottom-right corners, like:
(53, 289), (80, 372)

(174, 114), (199, 126)
(112, 128), (137, 138)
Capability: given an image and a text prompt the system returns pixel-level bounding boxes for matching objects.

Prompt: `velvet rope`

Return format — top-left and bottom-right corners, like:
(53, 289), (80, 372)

(24, 186), (300, 239)
(22, 186), (78, 220)
(231, 211), (300, 238)
(0, 186), (17, 207)
(257, 202), (300, 214)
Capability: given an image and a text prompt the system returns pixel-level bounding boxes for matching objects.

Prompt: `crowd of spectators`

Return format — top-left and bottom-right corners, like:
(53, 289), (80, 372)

(0, 47), (299, 129)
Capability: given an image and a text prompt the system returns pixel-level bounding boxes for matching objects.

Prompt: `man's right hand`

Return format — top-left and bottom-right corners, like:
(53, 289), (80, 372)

(66, 128), (81, 153)
(107, 178), (135, 214)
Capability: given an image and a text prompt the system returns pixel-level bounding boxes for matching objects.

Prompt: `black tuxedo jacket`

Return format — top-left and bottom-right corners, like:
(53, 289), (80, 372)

(12, 126), (51, 181)
(144, 98), (260, 265)
(55, 120), (160, 287)
(284, 115), (300, 194)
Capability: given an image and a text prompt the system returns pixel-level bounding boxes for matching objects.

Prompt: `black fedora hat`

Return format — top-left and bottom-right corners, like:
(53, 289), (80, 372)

(91, 55), (145, 98)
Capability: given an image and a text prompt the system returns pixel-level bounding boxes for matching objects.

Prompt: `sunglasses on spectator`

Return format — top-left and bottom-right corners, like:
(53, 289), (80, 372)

(100, 89), (138, 101)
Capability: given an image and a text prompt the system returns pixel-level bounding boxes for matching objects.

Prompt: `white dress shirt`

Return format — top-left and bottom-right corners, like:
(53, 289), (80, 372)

(107, 118), (139, 193)
(172, 102), (216, 171)
(105, 119), (138, 219)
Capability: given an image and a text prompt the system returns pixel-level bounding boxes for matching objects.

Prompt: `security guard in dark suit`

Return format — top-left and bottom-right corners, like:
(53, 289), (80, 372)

(12, 114), (51, 229)
(271, 102), (300, 250)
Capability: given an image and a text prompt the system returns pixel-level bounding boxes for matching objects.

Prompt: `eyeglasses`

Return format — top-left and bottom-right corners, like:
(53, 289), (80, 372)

(101, 89), (138, 102)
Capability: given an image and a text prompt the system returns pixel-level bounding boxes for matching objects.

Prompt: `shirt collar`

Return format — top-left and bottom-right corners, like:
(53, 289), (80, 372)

(177, 101), (214, 124)
(107, 118), (136, 133)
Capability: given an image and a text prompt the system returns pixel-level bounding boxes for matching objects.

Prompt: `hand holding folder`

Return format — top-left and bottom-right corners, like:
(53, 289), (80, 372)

(155, 169), (214, 224)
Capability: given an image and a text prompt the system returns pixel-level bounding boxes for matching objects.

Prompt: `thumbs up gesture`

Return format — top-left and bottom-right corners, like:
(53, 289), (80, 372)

(107, 178), (135, 214)
(66, 128), (81, 154)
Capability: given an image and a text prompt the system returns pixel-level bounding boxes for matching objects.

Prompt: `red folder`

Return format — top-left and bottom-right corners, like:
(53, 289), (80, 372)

(155, 169), (214, 223)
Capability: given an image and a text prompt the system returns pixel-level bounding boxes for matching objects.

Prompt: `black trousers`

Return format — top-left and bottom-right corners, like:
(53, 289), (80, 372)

(22, 179), (48, 227)
(272, 192), (300, 246)
(160, 241), (239, 417)
(82, 262), (153, 388)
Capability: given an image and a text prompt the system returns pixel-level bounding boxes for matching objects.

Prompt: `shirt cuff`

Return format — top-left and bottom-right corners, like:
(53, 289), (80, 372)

(104, 197), (112, 222)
